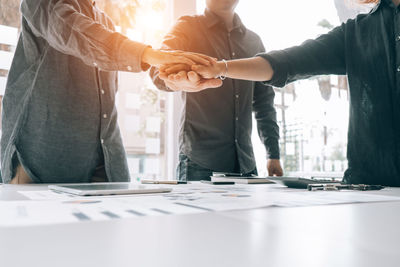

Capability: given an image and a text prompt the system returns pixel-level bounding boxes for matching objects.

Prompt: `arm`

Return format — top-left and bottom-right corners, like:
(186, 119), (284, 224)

(21, 0), (204, 72)
(21, 0), (147, 72)
(253, 83), (280, 159)
(193, 25), (346, 86)
(253, 82), (283, 176)
(252, 38), (280, 159)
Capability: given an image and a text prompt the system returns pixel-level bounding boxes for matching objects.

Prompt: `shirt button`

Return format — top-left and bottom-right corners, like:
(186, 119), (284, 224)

(396, 36), (400, 41)
(101, 90), (105, 94)
(235, 139), (238, 143)
(236, 117), (239, 121)
(235, 94), (239, 98)
(127, 66), (132, 71)
(232, 52), (235, 57)
(103, 114), (108, 119)
(397, 66), (400, 72)
(101, 139), (104, 144)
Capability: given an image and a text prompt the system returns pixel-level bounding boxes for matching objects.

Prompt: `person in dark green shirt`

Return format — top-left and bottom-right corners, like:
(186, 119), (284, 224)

(161, 0), (400, 186)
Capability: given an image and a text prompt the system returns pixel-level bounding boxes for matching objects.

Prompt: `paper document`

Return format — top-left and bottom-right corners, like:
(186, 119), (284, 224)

(4, 183), (399, 227)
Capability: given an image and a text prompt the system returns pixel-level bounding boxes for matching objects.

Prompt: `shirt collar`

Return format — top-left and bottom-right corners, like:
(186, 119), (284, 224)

(203, 9), (247, 34)
(371, 0), (396, 14)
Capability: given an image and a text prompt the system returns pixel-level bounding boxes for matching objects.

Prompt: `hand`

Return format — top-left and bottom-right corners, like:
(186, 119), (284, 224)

(159, 69), (222, 92)
(267, 159), (283, 177)
(160, 63), (192, 75)
(192, 61), (226, 79)
(142, 48), (217, 67)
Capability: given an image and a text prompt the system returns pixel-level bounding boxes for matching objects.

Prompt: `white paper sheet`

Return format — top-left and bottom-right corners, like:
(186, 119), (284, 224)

(7, 184), (400, 227)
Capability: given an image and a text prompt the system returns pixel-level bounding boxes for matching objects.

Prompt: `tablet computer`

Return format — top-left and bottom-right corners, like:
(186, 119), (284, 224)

(48, 183), (172, 196)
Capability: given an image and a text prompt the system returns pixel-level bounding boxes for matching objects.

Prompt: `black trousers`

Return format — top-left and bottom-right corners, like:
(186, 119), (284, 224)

(177, 154), (257, 181)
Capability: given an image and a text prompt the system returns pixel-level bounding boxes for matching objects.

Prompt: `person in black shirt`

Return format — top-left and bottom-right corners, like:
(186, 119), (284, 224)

(175, 0), (400, 186)
(151, 0), (283, 181)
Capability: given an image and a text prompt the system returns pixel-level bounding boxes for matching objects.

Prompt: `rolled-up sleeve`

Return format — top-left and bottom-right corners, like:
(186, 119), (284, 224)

(21, 0), (149, 72)
(257, 25), (346, 88)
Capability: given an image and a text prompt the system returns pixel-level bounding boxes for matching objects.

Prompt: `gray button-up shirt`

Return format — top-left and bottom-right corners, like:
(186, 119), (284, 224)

(1, 0), (149, 183)
(151, 10), (280, 174)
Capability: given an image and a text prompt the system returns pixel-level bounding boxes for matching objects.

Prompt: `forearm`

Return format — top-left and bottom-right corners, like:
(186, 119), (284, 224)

(265, 138), (280, 159)
(193, 56), (275, 82)
(257, 121), (280, 159)
(217, 57), (274, 81)
(21, 0), (149, 72)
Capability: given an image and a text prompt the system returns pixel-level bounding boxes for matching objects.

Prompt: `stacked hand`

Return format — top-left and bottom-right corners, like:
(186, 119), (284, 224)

(158, 63), (223, 92)
(143, 48), (224, 92)
(143, 48), (216, 67)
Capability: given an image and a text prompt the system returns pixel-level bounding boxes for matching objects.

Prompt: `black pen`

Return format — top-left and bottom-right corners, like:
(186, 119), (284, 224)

(141, 180), (187, 185)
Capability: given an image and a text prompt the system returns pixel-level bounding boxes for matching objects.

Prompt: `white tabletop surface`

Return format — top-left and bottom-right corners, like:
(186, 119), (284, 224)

(1, 183), (400, 267)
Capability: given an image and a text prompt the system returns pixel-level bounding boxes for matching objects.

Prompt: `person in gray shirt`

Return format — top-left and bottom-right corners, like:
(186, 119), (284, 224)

(1, 0), (212, 184)
(151, 0), (283, 181)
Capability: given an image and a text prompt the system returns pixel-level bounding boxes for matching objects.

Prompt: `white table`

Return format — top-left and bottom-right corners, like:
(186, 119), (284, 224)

(1, 184), (400, 267)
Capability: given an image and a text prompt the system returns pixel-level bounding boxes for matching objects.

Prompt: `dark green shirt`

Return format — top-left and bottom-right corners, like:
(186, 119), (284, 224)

(151, 10), (280, 174)
(259, 0), (400, 186)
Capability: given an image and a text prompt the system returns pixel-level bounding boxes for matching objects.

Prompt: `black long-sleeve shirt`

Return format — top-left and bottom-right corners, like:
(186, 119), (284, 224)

(259, 0), (400, 186)
(151, 10), (280, 173)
